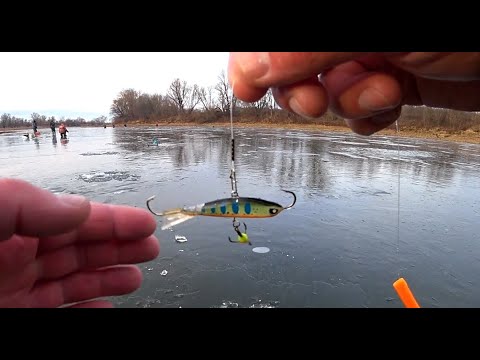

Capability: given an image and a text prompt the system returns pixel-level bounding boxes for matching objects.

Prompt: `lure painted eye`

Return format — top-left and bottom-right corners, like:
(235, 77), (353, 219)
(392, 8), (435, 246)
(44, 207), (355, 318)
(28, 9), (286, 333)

(269, 208), (279, 215)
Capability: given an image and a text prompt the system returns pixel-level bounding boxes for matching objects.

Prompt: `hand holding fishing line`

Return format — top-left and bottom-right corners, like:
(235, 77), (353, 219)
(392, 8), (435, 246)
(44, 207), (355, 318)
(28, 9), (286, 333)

(0, 178), (159, 308)
(228, 52), (480, 136)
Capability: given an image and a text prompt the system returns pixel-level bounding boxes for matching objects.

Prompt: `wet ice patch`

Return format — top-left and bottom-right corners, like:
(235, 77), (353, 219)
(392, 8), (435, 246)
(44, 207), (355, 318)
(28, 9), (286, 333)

(214, 300), (279, 308)
(217, 301), (239, 308)
(134, 297), (161, 308)
(332, 141), (368, 146)
(80, 151), (119, 156)
(356, 189), (392, 197)
(79, 171), (140, 183)
(328, 151), (367, 159)
(372, 190), (391, 196)
(252, 247), (270, 254)
(113, 189), (129, 194)
(249, 300), (279, 308)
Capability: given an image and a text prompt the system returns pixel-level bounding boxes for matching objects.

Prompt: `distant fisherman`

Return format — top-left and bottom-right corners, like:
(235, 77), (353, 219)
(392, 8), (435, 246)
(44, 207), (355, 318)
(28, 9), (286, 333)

(32, 119), (38, 135)
(58, 123), (69, 139)
(50, 119), (56, 133)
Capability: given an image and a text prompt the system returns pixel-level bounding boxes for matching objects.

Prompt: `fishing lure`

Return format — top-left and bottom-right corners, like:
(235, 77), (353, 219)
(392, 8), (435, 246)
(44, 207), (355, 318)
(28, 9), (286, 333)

(146, 82), (297, 242)
(146, 190), (296, 231)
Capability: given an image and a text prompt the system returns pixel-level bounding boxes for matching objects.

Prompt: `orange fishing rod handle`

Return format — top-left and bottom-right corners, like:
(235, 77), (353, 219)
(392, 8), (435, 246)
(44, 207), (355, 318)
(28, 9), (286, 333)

(393, 278), (420, 308)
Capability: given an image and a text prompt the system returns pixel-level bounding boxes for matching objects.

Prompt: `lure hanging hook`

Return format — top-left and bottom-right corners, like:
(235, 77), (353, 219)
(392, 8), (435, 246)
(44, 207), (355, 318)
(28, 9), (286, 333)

(146, 196), (162, 216)
(232, 219), (247, 235)
(229, 218), (251, 245)
(281, 190), (297, 210)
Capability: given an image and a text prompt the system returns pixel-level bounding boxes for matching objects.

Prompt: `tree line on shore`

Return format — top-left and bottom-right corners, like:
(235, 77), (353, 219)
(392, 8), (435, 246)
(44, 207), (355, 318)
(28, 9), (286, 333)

(3, 71), (480, 133)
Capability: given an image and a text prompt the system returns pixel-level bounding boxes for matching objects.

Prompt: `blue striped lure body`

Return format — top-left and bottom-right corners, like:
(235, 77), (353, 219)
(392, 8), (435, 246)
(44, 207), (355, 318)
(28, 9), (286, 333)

(186, 197), (283, 218)
(146, 191), (296, 230)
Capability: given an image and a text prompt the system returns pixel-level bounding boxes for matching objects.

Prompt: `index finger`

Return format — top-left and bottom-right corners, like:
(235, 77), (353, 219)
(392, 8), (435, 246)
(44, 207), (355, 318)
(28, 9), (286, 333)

(37, 202), (157, 252)
(0, 178), (91, 241)
(228, 52), (371, 101)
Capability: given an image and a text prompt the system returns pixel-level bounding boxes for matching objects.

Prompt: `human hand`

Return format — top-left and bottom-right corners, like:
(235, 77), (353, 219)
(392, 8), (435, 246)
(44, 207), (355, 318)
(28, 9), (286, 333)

(228, 52), (480, 135)
(0, 178), (159, 308)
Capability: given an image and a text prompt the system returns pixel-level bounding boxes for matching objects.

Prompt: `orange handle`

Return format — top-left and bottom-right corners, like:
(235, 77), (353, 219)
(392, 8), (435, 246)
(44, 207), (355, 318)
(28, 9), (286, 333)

(393, 277), (420, 308)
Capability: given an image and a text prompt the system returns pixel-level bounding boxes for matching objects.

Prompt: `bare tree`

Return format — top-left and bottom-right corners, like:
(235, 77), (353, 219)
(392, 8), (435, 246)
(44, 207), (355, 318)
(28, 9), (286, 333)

(1, 113), (9, 128)
(198, 86), (218, 112)
(167, 78), (187, 113)
(215, 70), (236, 113)
(30, 113), (42, 122)
(235, 89), (274, 120)
(150, 93), (176, 117)
(166, 79), (200, 114)
(92, 115), (108, 125)
(110, 89), (140, 120)
(250, 89), (273, 117)
(1, 114), (31, 128)
(134, 93), (154, 120)
(167, 78), (186, 112)
(186, 84), (201, 113)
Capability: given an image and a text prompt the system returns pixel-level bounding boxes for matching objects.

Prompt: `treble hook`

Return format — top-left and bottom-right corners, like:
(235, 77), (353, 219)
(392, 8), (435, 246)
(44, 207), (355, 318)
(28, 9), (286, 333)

(228, 219), (251, 245)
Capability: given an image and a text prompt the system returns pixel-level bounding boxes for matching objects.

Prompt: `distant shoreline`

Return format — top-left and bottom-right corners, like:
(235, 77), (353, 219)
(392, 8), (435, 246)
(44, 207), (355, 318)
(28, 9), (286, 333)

(2, 122), (479, 145)
(131, 121), (480, 145)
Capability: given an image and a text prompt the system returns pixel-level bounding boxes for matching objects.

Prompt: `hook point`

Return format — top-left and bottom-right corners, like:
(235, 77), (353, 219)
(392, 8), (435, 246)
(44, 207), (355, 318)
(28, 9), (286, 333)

(281, 190), (297, 210)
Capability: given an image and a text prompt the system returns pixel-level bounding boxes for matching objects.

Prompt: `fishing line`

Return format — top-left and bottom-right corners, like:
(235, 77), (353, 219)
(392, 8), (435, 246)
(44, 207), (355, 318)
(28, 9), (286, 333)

(228, 80), (243, 235)
(229, 81), (239, 198)
(392, 119), (420, 308)
(395, 119), (401, 277)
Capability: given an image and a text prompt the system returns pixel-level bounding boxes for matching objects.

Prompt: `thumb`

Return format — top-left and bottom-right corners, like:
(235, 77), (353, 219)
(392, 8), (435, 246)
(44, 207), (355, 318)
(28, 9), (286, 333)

(0, 178), (91, 241)
(228, 52), (372, 101)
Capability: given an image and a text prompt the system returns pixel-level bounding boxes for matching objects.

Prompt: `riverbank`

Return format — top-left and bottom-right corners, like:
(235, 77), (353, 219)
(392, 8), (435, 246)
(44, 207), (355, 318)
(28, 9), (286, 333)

(2, 122), (479, 144)
(131, 121), (480, 145)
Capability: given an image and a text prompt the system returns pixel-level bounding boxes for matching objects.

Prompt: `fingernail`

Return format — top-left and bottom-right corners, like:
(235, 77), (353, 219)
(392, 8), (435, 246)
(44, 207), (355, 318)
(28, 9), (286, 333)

(289, 98), (315, 119)
(358, 88), (397, 112)
(236, 52), (270, 80)
(58, 194), (88, 207)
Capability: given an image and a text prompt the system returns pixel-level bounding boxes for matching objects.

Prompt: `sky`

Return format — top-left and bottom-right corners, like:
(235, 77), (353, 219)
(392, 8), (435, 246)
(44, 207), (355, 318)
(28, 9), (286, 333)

(0, 52), (230, 120)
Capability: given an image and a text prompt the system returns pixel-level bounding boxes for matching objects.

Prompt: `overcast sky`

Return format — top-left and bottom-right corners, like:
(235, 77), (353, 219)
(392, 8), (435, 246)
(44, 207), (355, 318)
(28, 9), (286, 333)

(0, 52), (230, 119)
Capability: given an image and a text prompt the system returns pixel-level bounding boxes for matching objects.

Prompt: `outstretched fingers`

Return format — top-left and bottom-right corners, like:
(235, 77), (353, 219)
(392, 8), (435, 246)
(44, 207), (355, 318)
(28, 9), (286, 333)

(36, 235), (159, 280)
(29, 265), (143, 308)
(37, 202), (158, 253)
(65, 300), (114, 308)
